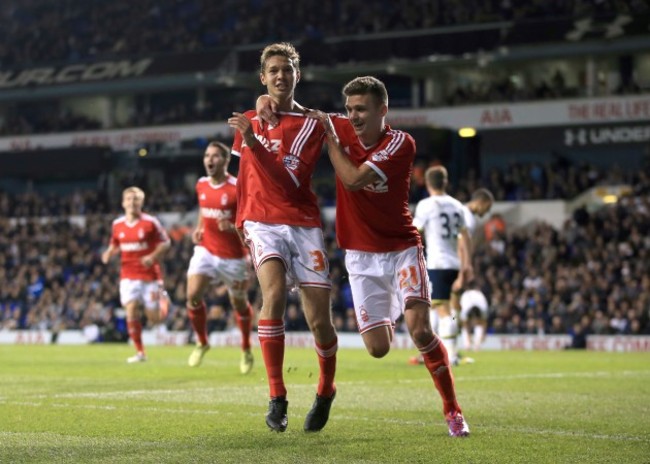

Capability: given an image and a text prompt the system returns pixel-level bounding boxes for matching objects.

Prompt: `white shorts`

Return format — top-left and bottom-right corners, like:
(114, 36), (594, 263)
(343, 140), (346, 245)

(243, 221), (330, 289)
(345, 246), (430, 334)
(187, 246), (250, 299)
(119, 279), (162, 310)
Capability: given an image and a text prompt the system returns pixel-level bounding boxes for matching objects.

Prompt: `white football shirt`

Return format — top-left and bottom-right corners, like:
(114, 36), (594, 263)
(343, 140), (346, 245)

(460, 289), (489, 321)
(461, 204), (478, 236)
(413, 194), (466, 269)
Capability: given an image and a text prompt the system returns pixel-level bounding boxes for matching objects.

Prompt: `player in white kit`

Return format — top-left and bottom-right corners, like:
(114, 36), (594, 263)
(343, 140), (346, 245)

(410, 166), (471, 366)
(453, 189), (494, 361)
(459, 285), (489, 351)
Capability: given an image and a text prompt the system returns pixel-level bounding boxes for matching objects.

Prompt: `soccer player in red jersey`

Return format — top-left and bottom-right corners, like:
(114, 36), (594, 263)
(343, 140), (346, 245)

(227, 43), (338, 433)
(185, 141), (255, 373)
(307, 76), (470, 437)
(101, 187), (171, 363)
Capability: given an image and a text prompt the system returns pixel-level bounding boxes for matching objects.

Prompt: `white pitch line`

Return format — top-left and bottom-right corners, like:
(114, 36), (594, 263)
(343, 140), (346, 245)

(1, 399), (647, 443)
(341, 369), (650, 386)
(7, 370), (650, 402)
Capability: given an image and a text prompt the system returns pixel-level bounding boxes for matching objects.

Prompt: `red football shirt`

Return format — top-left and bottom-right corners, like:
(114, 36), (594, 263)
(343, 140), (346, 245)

(332, 116), (421, 252)
(109, 213), (169, 281)
(232, 110), (325, 229)
(195, 175), (246, 258)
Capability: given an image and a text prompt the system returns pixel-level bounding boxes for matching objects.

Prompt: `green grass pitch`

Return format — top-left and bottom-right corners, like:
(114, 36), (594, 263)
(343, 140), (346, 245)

(1, 344), (648, 463)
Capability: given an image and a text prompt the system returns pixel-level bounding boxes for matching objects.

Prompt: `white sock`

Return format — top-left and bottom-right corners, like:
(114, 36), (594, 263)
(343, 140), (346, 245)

(438, 315), (458, 361)
(461, 326), (471, 351)
(473, 325), (485, 350)
(429, 309), (439, 333)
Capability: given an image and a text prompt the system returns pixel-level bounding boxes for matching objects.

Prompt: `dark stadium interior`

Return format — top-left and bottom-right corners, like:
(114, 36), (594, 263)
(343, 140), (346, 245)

(1, 0), (649, 341)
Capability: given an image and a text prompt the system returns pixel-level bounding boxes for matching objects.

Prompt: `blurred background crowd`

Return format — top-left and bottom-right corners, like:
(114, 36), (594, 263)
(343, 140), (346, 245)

(1, 0), (649, 344)
(1, 0), (648, 135)
(1, 162), (649, 341)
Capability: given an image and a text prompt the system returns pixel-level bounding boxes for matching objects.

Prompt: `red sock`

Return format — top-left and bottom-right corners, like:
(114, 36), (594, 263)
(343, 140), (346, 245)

(235, 304), (253, 351)
(127, 320), (144, 354)
(258, 319), (286, 398)
(315, 336), (337, 398)
(420, 335), (461, 415)
(188, 301), (209, 346)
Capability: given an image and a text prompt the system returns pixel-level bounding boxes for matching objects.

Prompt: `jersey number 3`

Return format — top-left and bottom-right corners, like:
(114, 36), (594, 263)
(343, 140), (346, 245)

(440, 212), (461, 239)
(309, 250), (327, 272)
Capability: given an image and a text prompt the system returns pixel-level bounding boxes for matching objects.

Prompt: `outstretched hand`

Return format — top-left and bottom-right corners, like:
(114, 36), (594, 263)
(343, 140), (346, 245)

(227, 112), (253, 135)
(227, 112), (258, 148)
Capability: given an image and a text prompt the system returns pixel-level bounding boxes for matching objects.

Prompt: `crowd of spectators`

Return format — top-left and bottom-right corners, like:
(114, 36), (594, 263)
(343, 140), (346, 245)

(1, 157), (644, 218)
(1, 161), (649, 342)
(3, 0), (646, 68)
(477, 190), (650, 338)
(0, 213), (358, 340)
(410, 157), (642, 203)
(444, 71), (644, 108)
(445, 71), (577, 107)
(0, 108), (102, 137)
(1, 0), (647, 136)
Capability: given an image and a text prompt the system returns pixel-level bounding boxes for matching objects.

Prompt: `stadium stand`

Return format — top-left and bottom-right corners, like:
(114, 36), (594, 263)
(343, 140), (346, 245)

(1, 0), (649, 342)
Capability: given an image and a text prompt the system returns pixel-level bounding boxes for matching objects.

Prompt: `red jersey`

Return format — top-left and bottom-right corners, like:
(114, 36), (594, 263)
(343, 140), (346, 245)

(195, 175), (246, 259)
(109, 213), (169, 281)
(332, 116), (421, 252)
(231, 110), (325, 228)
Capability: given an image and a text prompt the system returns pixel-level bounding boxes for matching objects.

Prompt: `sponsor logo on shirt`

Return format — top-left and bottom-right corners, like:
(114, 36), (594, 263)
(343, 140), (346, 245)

(363, 178), (388, 193)
(201, 207), (232, 220)
(120, 242), (148, 252)
(251, 135), (281, 153)
(371, 150), (390, 162)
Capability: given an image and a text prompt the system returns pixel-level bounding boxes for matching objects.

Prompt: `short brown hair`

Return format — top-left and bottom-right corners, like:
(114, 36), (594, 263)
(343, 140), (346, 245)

(260, 42), (300, 73)
(342, 76), (388, 106)
(472, 188), (494, 204)
(207, 140), (230, 158)
(425, 166), (447, 191)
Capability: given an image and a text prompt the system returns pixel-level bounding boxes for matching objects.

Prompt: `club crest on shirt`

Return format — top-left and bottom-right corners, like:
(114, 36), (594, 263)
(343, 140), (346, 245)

(221, 194), (228, 206)
(283, 154), (299, 171)
(138, 229), (144, 239)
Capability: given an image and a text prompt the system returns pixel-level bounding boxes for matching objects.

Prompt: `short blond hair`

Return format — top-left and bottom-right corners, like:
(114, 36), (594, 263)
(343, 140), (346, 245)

(122, 186), (145, 201)
(260, 42), (300, 73)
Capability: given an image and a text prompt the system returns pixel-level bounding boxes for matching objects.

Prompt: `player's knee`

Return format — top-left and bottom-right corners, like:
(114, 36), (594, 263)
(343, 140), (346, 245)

(367, 344), (390, 358)
(307, 315), (335, 341)
(263, 285), (286, 307)
(410, 325), (434, 347)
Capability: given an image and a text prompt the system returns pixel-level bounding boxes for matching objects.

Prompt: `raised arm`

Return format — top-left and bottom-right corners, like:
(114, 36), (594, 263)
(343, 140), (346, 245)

(456, 227), (474, 287)
(310, 111), (379, 191)
(227, 112), (300, 191)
